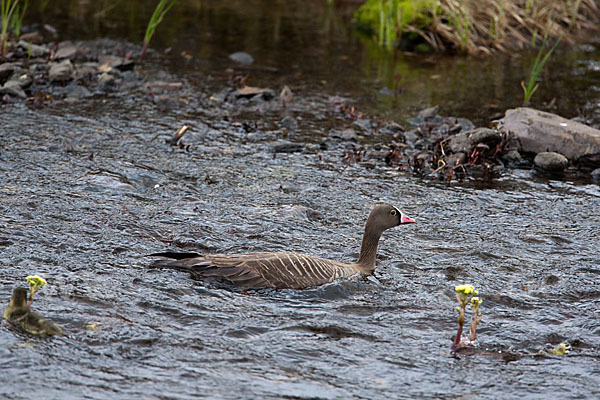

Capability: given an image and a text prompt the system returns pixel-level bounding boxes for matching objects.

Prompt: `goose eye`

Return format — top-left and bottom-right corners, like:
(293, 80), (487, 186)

(390, 210), (397, 216)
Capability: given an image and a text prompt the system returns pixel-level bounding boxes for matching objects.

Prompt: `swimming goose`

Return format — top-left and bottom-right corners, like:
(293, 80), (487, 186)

(149, 203), (415, 289)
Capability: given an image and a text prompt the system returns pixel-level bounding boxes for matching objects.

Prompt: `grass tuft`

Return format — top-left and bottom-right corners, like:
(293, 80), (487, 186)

(140, 0), (178, 62)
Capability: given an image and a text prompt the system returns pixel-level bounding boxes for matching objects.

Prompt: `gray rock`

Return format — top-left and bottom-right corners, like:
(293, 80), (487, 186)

(534, 152), (569, 172)
(74, 64), (97, 80)
(591, 168), (600, 180)
(19, 32), (44, 44)
(418, 105), (439, 120)
(280, 115), (298, 130)
(0, 62), (17, 83)
(49, 59), (74, 82)
(17, 40), (49, 58)
(503, 149), (523, 162)
(446, 152), (466, 166)
(501, 107), (600, 167)
(97, 72), (116, 91)
(340, 128), (358, 141)
(448, 127), (501, 154)
(329, 128), (358, 141)
(272, 141), (304, 153)
(0, 81), (26, 98)
(144, 80), (183, 92)
(9, 72), (32, 88)
(98, 55), (135, 72)
(64, 84), (93, 99)
(55, 44), (78, 60)
(229, 51), (254, 65)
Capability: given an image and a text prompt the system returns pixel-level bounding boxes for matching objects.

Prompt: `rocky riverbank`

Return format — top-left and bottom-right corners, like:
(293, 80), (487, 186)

(2, 36), (599, 182)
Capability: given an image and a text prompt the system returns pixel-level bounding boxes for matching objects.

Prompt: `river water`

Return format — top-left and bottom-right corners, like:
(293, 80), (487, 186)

(1, 1), (600, 399)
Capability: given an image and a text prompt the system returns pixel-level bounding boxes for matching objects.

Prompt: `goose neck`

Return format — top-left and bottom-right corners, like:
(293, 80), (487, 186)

(356, 225), (383, 272)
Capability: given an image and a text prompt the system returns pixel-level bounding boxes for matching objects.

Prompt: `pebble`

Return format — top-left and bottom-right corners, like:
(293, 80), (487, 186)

(49, 59), (74, 82)
(229, 51), (254, 65)
(534, 152), (569, 172)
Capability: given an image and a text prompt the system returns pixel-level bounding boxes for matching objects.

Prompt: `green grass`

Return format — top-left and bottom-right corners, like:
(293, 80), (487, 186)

(521, 24), (562, 105)
(140, 0), (177, 62)
(10, 0), (27, 38)
(1, 0), (20, 56)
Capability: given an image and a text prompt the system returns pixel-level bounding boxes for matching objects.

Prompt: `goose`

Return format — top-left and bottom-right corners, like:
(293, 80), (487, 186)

(149, 203), (415, 289)
(3, 288), (63, 336)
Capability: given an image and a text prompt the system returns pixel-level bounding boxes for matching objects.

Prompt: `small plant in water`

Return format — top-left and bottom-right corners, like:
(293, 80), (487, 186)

(140, 0), (177, 62)
(521, 23), (562, 106)
(26, 274), (47, 309)
(452, 283), (483, 350)
(1, 0), (21, 56)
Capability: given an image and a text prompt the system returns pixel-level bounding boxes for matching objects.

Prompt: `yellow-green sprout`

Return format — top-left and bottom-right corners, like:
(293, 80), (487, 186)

(26, 275), (47, 309)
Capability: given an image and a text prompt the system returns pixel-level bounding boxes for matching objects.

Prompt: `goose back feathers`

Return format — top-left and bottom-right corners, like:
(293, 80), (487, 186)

(149, 204), (415, 289)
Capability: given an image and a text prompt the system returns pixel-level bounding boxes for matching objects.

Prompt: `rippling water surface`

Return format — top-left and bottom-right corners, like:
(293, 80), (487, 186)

(1, 1), (600, 399)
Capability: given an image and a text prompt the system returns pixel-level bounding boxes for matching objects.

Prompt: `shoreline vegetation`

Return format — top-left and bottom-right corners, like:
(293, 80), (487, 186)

(354, 0), (600, 54)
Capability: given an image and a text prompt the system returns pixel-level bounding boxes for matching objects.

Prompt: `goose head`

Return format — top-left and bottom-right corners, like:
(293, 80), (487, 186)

(367, 203), (415, 233)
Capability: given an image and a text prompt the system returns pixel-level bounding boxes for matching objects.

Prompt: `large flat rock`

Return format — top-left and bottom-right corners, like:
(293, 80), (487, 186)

(500, 107), (600, 166)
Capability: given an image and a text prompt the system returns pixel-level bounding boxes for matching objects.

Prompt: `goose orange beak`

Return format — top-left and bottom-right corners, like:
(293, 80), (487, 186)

(400, 213), (415, 224)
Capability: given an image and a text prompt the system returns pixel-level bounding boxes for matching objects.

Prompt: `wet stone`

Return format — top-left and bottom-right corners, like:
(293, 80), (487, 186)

(341, 128), (358, 141)
(153, 94), (179, 112)
(418, 105), (440, 120)
(591, 168), (600, 180)
(534, 152), (569, 172)
(49, 59), (74, 82)
(279, 115), (298, 130)
(145, 80), (184, 92)
(272, 141), (304, 153)
(502, 107), (600, 166)
(229, 51), (254, 65)
(55, 44), (78, 60)
(17, 40), (49, 58)
(448, 127), (501, 154)
(98, 55), (135, 72)
(0, 62), (17, 83)
(5, 72), (32, 89)
(446, 152), (466, 166)
(0, 81), (26, 98)
(64, 84), (93, 100)
(229, 86), (275, 101)
(97, 72), (116, 91)
(19, 31), (44, 44)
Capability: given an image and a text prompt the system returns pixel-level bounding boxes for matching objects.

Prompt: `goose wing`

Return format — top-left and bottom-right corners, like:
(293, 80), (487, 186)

(150, 251), (351, 289)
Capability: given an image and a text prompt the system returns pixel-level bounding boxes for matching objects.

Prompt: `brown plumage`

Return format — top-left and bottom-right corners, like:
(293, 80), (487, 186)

(3, 288), (63, 336)
(149, 204), (415, 289)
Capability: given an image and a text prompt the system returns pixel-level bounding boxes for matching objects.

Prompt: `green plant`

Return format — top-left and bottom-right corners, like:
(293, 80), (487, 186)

(1, 0), (20, 56)
(9, 0), (26, 38)
(140, 0), (177, 62)
(521, 24), (562, 105)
